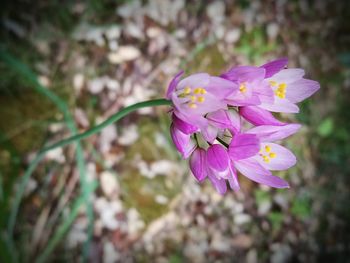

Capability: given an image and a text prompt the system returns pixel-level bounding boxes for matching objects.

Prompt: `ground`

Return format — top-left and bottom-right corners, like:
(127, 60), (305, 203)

(0, 1), (350, 262)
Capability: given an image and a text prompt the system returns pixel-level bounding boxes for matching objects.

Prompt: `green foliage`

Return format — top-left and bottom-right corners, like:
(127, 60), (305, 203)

(317, 118), (334, 137)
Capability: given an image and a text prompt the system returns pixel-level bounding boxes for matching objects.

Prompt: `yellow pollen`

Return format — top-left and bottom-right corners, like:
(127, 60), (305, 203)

(269, 80), (277, 86)
(190, 96), (196, 102)
(263, 156), (270, 163)
(278, 83), (287, 89)
(197, 96), (205, 103)
(239, 83), (247, 93)
(183, 86), (191, 94)
(188, 103), (197, 109)
(200, 88), (207, 94)
(269, 152), (277, 158)
(265, 145), (271, 152)
(193, 88), (202, 94)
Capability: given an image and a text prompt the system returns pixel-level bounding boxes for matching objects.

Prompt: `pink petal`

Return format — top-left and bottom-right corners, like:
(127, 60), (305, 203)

(207, 144), (229, 172)
(166, 70), (184, 99)
(259, 97), (300, 113)
(202, 124), (218, 144)
(177, 73), (210, 90)
(228, 161), (240, 191)
(239, 106), (285, 126)
(222, 66), (265, 82)
(172, 114), (199, 135)
(226, 92), (261, 107)
(286, 79), (320, 103)
(229, 134), (260, 160)
(269, 68), (305, 84)
(189, 148), (207, 182)
(208, 173), (227, 195)
(256, 143), (296, 171)
(254, 81), (274, 104)
(170, 124), (196, 159)
(260, 58), (288, 78)
(235, 158), (290, 188)
(245, 124), (301, 142)
(206, 109), (241, 133)
(206, 76), (239, 98)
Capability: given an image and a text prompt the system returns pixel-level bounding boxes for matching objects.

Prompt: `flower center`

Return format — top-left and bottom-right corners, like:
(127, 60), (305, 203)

(178, 86), (207, 109)
(270, 81), (287, 99)
(239, 83), (247, 93)
(259, 145), (277, 163)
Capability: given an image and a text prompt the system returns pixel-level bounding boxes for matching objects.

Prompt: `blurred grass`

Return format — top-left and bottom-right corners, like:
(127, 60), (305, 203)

(0, 50), (93, 262)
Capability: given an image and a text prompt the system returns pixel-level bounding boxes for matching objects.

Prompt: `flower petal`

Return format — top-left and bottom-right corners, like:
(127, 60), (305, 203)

(259, 97), (300, 113)
(228, 162), (240, 191)
(229, 134), (260, 160)
(286, 79), (320, 103)
(172, 113), (199, 135)
(235, 158), (290, 188)
(245, 123), (301, 142)
(239, 106), (285, 126)
(206, 76), (239, 98)
(221, 66), (265, 82)
(189, 148), (207, 182)
(207, 144), (229, 172)
(269, 68), (305, 84)
(177, 73), (210, 90)
(166, 70), (184, 99)
(202, 124), (218, 144)
(256, 143), (296, 170)
(170, 123), (196, 159)
(260, 58), (288, 78)
(206, 109), (241, 133)
(208, 173), (227, 195)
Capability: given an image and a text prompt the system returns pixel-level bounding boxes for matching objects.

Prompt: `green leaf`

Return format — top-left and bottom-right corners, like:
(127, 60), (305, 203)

(317, 118), (333, 137)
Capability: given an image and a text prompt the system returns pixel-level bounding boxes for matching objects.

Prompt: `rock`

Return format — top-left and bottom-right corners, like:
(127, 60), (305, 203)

(225, 28), (241, 44)
(100, 171), (119, 197)
(103, 242), (120, 263)
(117, 124), (139, 146)
(232, 234), (253, 249)
(108, 46), (141, 64)
(99, 124), (117, 154)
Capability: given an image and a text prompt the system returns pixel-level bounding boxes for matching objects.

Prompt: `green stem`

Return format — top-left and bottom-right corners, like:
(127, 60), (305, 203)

(40, 99), (172, 154)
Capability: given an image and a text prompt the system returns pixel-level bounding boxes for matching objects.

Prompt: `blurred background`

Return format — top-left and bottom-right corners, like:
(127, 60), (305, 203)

(1, 0), (350, 262)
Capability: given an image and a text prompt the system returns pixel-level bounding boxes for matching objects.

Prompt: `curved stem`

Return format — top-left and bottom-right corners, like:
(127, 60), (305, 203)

(40, 99), (172, 154)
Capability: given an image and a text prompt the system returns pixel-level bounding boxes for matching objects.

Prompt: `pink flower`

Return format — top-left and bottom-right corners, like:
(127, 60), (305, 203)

(221, 66), (274, 107)
(259, 58), (320, 113)
(166, 58), (320, 194)
(166, 72), (238, 129)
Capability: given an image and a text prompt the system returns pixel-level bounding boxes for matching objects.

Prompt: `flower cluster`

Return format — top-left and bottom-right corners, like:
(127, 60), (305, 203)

(167, 58), (320, 194)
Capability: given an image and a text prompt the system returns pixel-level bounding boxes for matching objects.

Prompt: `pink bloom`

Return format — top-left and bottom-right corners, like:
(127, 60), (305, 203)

(190, 145), (240, 195)
(259, 59), (320, 113)
(221, 66), (274, 106)
(170, 123), (196, 159)
(228, 133), (291, 188)
(167, 72), (238, 129)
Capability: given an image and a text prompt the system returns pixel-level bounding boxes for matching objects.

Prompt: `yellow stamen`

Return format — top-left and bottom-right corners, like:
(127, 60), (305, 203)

(239, 83), (247, 93)
(269, 80), (277, 86)
(200, 88), (207, 94)
(194, 88), (202, 94)
(190, 96), (196, 102)
(269, 152), (277, 158)
(265, 145), (271, 152)
(197, 96), (205, 103)
(188, 103), (197, 109)
(183, 86), (191, 94)
(263, 156), (270, 163)
(278, 83), (287, 89)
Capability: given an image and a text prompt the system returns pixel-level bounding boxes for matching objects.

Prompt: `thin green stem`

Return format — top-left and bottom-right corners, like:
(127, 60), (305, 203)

(40, 99), (172, 154)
